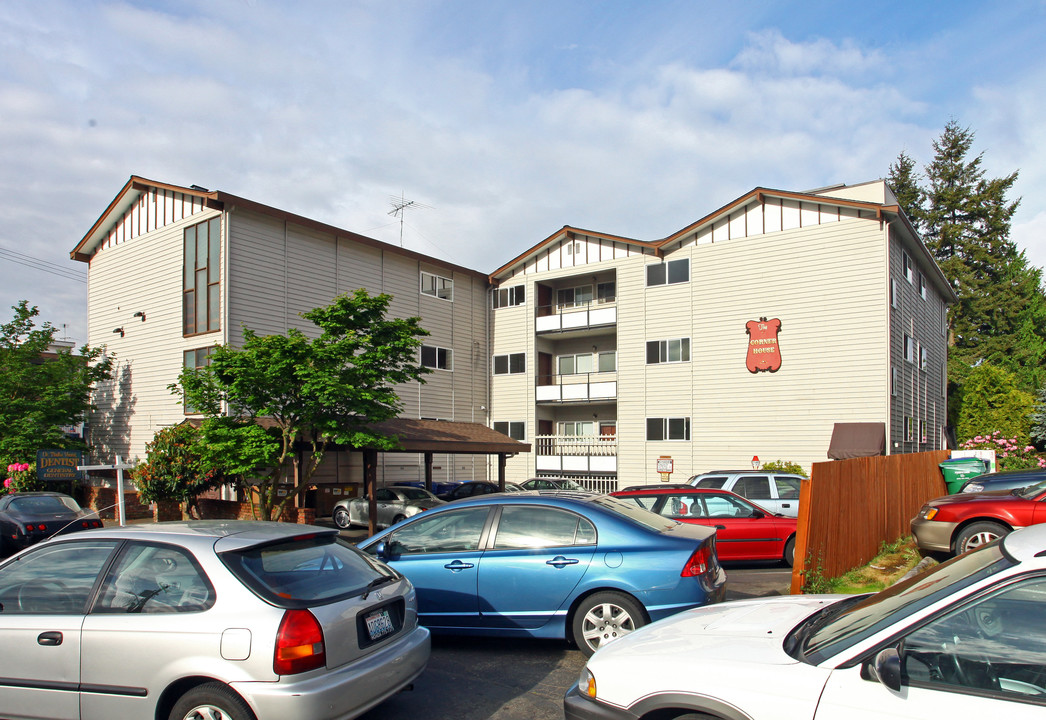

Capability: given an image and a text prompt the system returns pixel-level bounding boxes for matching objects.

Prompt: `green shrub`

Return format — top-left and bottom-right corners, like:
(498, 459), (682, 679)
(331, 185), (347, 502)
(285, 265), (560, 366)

(761, 459), (807, 476)
(133, 424), (223, 504)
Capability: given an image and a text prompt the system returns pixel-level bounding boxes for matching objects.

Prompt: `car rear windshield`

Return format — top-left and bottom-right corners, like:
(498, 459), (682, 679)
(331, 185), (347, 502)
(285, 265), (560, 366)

(397, 487), (434, 500)
(221, 534), (398, 608)
(586, 495), (677, 532)
(10, 495), (80, 513)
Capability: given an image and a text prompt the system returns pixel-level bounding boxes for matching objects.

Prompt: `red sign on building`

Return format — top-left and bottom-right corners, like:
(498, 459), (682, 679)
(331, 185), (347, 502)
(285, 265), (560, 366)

(745, 317), (782, 373)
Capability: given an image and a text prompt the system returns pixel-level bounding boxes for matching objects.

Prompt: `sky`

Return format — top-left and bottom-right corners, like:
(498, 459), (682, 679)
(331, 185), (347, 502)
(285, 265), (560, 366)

(2, 0), (1045, 346)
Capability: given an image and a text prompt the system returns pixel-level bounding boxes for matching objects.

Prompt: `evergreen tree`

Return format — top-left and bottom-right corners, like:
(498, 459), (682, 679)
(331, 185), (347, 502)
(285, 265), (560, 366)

(887, 150), (925, 231)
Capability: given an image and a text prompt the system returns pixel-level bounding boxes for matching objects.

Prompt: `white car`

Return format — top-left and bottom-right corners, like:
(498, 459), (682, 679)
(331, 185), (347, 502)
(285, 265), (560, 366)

(566, 523), (1046, 720)
(687, 470), (805, 517)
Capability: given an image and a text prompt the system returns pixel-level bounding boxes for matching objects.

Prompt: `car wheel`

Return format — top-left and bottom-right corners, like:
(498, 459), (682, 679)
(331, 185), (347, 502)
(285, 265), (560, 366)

(954, 521), (1009, 555)
(333, 507), (351, 529)
(572, 591), (646, 657)
(169, 682), (255, 720)
(783, 536), (795, 567)
(392, 514), (407, 526)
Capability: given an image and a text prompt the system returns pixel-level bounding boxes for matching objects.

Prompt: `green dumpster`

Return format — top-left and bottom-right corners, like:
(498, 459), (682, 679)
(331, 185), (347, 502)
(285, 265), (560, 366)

(939, 457), (989, 494)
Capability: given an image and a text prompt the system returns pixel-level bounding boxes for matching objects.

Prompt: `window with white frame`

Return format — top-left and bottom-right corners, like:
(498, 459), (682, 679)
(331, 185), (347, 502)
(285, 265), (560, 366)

(494, 421), (525, 441)
(646, 417), (691, 441)
(597, 281), (616, 303)
(904, 334), (918, 364)
(647, 338), (691, 364)
(597, 351), (617, 372)
(493, 285), (525, 309)
(558, 353), (594, 375)
(557, 285), (593, 309)
(492, 352), (525, 375)
(904, 416), (915, 442)
(891, 366), (898, 396)
(891, 279), (899, 309)
(919, 272), (926, 300)
(560, 421), (596, 436)
(902, 251), (914, 284)
(920, 346), (928, 371)
(421, 345), (452, 370)
(646, 259), (690, 287)
(919, 419), (927, 444)
(420, 271), (453, 301)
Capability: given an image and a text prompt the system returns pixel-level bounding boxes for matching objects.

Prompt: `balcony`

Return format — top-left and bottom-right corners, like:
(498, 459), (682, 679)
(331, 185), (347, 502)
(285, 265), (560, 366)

(535, 435), (617, 474)
(536, 372), (617, 403)
(536, 299), (616, 336)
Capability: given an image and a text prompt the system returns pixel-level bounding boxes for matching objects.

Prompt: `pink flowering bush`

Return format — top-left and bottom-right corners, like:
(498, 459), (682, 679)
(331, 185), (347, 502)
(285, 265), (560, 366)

(4, 462), (43, 492)
(960, 431), (1046, 471)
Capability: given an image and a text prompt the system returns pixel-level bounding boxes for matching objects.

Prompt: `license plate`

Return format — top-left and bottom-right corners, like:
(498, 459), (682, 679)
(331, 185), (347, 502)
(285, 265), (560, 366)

(365, 608), (395, 641)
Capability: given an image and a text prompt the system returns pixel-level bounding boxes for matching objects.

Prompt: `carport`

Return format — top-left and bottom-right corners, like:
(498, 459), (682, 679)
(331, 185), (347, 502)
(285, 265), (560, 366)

(355, 418), (530, 536)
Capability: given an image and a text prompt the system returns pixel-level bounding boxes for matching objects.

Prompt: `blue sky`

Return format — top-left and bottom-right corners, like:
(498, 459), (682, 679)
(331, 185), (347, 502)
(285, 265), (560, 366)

(2, 0), (1045, 345)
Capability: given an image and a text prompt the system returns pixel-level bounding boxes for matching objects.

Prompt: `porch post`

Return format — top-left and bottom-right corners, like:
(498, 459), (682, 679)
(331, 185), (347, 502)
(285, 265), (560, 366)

(498, 453), (507, 490)
(424, 451), (434, 493)
(364, 449), (378, 537)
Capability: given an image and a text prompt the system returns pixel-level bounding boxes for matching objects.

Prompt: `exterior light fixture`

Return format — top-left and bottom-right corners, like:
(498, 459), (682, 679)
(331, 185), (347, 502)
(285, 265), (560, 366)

(751, 455), (760, 469)
(113, 327), (124, 337)
(133, 311), (146, 321)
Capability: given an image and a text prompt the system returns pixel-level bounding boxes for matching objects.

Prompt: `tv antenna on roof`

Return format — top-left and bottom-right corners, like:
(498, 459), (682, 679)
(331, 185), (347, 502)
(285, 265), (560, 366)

(388, 192), (431, 247)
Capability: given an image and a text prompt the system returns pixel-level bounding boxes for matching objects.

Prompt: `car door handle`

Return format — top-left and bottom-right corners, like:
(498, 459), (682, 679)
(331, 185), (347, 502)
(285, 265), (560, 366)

(38, 631), (63, 646)
(715, 525), (727, 530)
(781, 503), (791, 508)
(546, 556), (580, 568)
(443, 560), (475, 571)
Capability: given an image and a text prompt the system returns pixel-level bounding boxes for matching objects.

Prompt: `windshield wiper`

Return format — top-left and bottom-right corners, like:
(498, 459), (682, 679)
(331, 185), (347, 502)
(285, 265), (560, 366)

(361, 575), (395, 600)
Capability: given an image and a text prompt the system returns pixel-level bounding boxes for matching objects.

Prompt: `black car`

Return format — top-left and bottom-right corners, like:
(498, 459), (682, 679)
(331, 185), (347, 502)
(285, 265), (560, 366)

(436, 481), (523, 501)
(0, 492), (103, 555)
(519, 477), (590, 492)
(960, 468), (1046, 493)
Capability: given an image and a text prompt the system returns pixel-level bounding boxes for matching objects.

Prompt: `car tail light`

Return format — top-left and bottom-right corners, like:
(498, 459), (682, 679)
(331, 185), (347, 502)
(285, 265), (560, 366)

(274, 609), (326, 675)
(681, 543), (713, 578)
(25, 524), (46, 533)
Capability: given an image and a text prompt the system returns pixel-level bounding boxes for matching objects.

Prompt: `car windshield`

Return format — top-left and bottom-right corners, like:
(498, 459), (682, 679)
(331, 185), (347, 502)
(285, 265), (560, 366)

(221, 534), (397, 608)
(790, 543), (1014, 664)
(556, 479), (586, 490)
(397, 487), (434, 501)
(587, 495), (678, 532)
(9, 495), (80, 513)
(1015, 479), (1046, 498)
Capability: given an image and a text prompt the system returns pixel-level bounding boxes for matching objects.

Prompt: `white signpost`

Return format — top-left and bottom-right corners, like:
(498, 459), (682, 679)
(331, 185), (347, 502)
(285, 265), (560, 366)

(77, 455), (135, 526)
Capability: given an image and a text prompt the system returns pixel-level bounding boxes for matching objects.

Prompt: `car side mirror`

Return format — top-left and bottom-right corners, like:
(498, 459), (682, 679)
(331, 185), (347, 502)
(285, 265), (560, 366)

(373, 541), (390, 559)
(867, 647), (902, 692)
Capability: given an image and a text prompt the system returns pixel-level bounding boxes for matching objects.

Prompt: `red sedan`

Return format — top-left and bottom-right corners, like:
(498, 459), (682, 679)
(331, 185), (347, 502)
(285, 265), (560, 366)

(611, 487), (796, 566)
(911, 480), (1046, 557)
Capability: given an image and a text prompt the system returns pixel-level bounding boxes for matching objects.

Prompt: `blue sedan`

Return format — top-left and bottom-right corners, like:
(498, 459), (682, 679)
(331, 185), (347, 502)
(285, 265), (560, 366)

(358, 491), (726, 655)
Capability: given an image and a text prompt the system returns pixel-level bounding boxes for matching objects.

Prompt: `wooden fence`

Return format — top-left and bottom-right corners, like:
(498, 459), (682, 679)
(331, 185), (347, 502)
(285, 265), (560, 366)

(789, 450), (950, 594)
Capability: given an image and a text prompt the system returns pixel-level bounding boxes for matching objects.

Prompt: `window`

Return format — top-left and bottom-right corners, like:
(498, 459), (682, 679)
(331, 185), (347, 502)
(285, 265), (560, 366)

(494, 421), (525, 441)
(598, 351), (617, 372)
(183, 217), (221, 336)
(560, 421), (596, 436)
(694, 476), (727, 489)
(96, 542), (214, 613)
(904, 416), (916, 442)
(646, 417), (691, 441)
(919, 272), (926, 300)
(904, 335), (918, 364)
(420, 271), (453, 301)
(902, 251), (913, 284)
(492, 506), (596, 549)
(597, 281), (616, 303)
(891, 279), (899, 309)
(183, 347), (215, 414)
(647, 338), (691, 364)
(421, 345), (452, 370)
(492, 352), (525, 375)
(920, 346), (928, 371)
(557, 285), (592, 309)
(901, 577), (1046, 701)
(384, 507), (489, 555)
(891, 366), (898, 397)
(919, 419), (927, 444)
(0, 540), (118, 614)
(493, 285), (525, 309)
(646, 258), (690, 286)
(558, 353), (594, 375)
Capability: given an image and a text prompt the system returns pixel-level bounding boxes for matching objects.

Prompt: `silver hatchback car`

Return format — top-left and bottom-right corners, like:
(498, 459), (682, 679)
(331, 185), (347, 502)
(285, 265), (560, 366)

(0, 521), (430, 720)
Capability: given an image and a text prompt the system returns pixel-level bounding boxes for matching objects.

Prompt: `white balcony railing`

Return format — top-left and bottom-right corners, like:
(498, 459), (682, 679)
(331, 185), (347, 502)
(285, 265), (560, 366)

(536, 300), (616, 333)
(536, 372), (617, 402)
(535, 435), (617, 474)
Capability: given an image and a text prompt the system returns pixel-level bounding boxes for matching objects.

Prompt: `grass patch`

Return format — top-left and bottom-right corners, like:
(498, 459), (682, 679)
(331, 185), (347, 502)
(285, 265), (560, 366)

(802, 536), (929, 594)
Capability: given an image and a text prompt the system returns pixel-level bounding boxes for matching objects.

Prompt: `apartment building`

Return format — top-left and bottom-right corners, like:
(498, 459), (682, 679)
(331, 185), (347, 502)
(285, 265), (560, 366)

(72, 177), (498, 506)
(73, 176), (953, 502)
(488, 180), (956, 488)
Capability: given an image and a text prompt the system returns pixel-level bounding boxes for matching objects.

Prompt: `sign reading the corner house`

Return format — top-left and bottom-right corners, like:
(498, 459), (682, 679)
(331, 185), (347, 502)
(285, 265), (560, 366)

(745, 317), (782, 373)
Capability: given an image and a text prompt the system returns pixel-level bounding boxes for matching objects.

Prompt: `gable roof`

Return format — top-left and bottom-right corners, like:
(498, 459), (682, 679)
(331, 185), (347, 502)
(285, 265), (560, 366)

(489, 225), (659, 283)
(71, 176), (488, 280)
